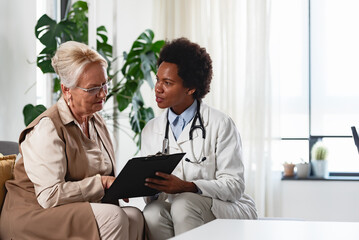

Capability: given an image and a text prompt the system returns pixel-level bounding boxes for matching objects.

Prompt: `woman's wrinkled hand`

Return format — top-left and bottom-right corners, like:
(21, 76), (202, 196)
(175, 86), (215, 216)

(101, 176), (115, 189)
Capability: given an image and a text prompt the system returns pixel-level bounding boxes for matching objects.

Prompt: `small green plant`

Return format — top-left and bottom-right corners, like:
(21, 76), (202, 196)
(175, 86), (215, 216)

(311, 142), (328, 160)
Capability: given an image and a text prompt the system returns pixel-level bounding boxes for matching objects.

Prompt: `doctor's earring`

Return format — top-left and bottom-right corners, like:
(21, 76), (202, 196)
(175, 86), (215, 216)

(67, 98), (71, 106)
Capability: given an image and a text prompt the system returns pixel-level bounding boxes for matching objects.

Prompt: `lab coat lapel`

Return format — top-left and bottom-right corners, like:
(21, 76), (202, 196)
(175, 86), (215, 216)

(152, 109), (167, 135)
(157, 103), (209, 150)
(200, 102), (209, 128)
(168, 125), (181, 151)
(176, 120), (196, 144)
(152, 109), (182, 152)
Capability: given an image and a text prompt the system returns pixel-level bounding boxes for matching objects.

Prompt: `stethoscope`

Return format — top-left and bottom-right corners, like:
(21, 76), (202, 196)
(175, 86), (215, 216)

(162, 100), (207, 163)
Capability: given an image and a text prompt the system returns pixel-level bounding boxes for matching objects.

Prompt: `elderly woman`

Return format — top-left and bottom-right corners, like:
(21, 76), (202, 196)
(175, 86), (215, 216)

(0, 41), (144, 240)
(141, 38), (257, 239)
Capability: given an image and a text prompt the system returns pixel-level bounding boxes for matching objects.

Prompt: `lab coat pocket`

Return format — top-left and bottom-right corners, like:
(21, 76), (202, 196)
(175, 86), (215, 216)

(183, 151), (216, 180)
(201, 151), (216, 179)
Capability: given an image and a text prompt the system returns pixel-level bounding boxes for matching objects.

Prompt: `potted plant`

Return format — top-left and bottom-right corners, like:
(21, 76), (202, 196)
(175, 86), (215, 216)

(283, 162), (296, 177)
(311, 141), (329, 178)
(295, 158), (310, 178)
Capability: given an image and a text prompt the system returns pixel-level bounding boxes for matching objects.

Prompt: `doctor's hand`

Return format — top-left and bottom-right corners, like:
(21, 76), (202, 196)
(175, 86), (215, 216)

(145, 172), (197, 194)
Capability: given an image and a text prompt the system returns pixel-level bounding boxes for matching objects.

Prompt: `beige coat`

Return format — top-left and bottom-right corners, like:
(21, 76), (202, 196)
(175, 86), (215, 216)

(0, 100), (116, 240)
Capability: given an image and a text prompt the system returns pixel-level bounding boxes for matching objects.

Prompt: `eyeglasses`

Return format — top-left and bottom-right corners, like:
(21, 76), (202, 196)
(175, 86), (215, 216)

(76, 79), (111, 96)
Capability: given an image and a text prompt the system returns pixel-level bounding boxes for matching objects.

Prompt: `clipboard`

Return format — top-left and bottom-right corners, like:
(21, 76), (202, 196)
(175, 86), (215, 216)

(101, 152), (185, 205)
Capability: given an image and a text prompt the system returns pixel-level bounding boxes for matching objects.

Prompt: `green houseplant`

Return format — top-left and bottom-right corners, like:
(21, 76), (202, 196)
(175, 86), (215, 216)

(109, 30), (164, 147)
(312, 142), (328, 160)
(311, 141), (329, 178)
(24, 1), (164, 149)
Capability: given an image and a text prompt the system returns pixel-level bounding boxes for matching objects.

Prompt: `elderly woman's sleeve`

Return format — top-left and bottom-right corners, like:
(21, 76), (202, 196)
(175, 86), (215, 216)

(22, 117), (104, 209)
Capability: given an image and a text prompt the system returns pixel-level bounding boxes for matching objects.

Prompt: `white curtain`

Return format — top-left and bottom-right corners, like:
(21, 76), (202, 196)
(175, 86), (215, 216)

(153, 0), (276, 218)
(241, 0), (278, 218)
(153, 0), (244, 116)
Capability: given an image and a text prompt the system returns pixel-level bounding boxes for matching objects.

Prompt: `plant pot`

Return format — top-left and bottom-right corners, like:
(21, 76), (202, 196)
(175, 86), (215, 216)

(312, 159), (328, 178)
(283, 163), (295, 177)
(296, 163), (310, 178)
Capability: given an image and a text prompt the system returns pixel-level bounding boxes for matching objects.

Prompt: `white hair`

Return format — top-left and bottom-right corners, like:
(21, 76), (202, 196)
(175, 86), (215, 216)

(51, 41), (108, 88)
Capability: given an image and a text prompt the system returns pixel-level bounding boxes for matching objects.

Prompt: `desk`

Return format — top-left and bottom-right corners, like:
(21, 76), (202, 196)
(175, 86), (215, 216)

(171, 219), (359, 240)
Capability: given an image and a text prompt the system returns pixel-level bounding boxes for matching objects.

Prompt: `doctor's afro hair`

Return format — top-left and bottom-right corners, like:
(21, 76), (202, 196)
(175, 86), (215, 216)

(157, 37), (212, 100)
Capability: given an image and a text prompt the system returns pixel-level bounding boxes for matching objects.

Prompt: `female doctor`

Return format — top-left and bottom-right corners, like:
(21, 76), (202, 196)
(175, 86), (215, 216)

(141, 38), (257, 240)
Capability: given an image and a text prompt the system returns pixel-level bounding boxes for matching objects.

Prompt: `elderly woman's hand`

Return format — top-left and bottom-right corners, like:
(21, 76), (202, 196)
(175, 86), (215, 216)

(101, 176), (115, 189)
(100, 176), (129, 202)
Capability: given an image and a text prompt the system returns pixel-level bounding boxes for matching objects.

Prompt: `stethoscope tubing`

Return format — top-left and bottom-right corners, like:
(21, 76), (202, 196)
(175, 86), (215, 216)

(162, 100), (206, 163)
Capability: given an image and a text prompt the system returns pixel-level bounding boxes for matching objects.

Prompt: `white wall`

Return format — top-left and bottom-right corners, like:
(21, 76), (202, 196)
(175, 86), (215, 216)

(0, 0), (38, 142)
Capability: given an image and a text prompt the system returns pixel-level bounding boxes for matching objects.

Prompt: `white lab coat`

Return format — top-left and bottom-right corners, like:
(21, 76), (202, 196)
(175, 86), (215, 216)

(141, 102), (257, 219)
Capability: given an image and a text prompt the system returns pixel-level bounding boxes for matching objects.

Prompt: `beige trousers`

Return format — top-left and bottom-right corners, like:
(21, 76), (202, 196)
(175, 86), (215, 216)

(143, 192), (216, 240)
(91, 203), (144, 240)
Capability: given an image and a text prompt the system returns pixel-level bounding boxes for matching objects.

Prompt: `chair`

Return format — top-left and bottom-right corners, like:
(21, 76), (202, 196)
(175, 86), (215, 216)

(0, 141), (19, 155)
(0, 141), (18, 213)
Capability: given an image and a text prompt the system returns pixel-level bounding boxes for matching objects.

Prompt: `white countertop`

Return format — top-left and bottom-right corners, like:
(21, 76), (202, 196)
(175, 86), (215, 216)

(171, 219), (359, 240)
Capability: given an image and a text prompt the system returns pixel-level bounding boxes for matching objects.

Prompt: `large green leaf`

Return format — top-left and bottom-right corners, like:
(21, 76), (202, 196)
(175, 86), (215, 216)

(53, 77), (61, 93)
(129, 95), (154, 148)
(35, 16), (77, 50)
(137, 29), (154, 44)
(23, 104), (47, 126)
(116, 94), (131, 112)
(35, 14), (58, 48)
(116, 81), (139, 111)
(68, 0), (88, 43)
(151, 40), (166, 52)
(36, 47), (57, 73)
(140, 52), (157, 88)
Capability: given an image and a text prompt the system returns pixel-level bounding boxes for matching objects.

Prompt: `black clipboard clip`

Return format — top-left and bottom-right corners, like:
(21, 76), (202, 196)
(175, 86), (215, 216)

(146, 151), (167, 158)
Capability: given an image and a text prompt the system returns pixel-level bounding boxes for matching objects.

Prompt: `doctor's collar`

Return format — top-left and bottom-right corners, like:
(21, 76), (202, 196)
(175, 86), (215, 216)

(168, 100), (197, 125)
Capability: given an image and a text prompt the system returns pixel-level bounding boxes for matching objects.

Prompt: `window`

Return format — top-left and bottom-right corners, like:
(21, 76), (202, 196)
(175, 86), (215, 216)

(271, 0), (359, 174)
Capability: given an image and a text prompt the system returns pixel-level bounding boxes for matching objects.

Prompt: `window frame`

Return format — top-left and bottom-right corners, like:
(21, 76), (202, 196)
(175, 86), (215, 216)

(280, 0), (359, 177)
